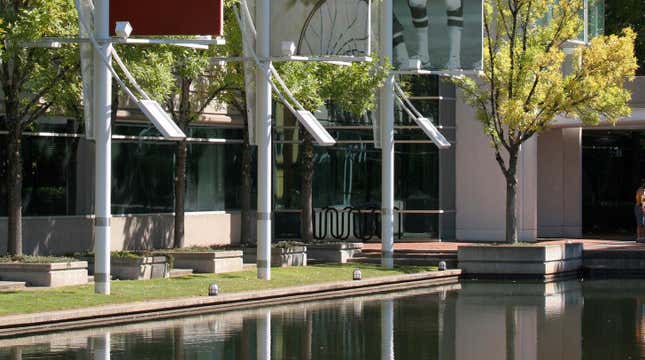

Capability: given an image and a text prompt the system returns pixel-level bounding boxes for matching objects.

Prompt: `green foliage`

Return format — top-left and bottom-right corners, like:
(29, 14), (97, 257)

(0, 0), (81, 125)
(0, 255), (78, 263)
(452, 0), (637, 165)
(274, 240), (306, 248)
(605, 0), (644, 74)
(276, 57), (388, 115)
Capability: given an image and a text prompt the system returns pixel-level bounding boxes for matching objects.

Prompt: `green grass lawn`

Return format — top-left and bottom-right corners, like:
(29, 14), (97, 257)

(0, 264), (435, 316)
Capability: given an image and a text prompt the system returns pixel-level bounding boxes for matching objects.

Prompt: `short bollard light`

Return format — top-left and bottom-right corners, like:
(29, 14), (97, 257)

(353, 268), (362, 281)
(438, 261), (447, 271)
(208, 283), (219, 296)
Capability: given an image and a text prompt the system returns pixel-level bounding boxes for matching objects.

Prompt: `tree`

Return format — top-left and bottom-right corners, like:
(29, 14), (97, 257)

(452, 0), (637, 243)
(0, 0), (80, 255)
(149, 1), (242, 249)
(605, 0), (644, 75)
(112, 0), (250, 248)
(277, 60), (387, 242)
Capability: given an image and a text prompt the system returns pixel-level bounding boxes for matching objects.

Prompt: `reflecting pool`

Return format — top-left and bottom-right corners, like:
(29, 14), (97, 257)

(2, 279), (645, 359)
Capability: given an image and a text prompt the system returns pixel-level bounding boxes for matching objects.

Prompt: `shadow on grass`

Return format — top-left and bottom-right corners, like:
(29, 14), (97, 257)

(168, 275), (211, 281)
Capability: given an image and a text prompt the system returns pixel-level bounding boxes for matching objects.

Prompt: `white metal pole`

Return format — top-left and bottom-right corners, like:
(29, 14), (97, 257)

(380, 0), (395, 268)
(381, 300), (394, 360)
(93, 0), (112, 295)
(257, 311), (272, 360)
(256, 0), (272, 280)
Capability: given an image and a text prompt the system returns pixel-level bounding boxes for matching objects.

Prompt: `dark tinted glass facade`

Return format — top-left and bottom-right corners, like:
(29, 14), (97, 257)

(274, 75), (456, 240)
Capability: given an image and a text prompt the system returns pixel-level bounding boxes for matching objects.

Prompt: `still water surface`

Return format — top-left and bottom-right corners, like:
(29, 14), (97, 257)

(1, 279), (645, 359)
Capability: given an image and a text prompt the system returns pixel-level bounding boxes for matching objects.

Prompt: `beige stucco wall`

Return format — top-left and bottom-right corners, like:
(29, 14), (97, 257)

(455, 91), (537, 242)
(537, 128), (582, 238)
(0, 211), (248, 256)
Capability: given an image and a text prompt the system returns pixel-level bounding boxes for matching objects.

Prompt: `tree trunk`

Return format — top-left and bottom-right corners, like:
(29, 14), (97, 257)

(240, 115), (253, 245)
(174, 140), (187, 248)
(505, 150), (519, 244)
(173, 78), (191, 249)
(111, 82), (119, 134)
(300, 133), (315, 243)
(6, 125), (23, 255)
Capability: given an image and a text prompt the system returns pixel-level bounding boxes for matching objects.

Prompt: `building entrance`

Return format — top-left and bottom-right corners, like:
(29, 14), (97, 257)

(582, 130), (645, 238)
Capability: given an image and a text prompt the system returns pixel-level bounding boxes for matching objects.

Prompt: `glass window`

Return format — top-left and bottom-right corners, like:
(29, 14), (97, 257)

(0, 134), (84, 216)
(112, 141), (175, 214)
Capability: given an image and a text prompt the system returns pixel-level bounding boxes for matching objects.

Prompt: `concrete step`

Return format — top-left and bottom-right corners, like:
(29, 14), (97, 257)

(170, 268), (194, 278)
(0, 281), (26, 292)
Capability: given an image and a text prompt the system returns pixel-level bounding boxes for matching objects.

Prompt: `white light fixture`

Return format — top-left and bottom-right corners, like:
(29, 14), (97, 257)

(208, 283), (219, 296)
(353, 268), (362, 281)
(295, 110), (335, 146)
(115, 21), (133, 40)
(136, 100), (186, 140)
(281, 41), (296, 57)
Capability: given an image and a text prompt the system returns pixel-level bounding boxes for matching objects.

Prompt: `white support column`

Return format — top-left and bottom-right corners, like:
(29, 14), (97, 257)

(256, 0), (272, 280)
(381, 300), (394, 360)
(93, 0), (112, 295)
(380, 0), (395, 268)
(257, 311), (272, 360)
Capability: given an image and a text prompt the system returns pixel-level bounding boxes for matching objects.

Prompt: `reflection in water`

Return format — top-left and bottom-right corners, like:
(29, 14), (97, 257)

(257, 311), (271, 360)
(381, 300), (394, 360)
(6, 280), (645, 359)
(93, 334), (110, 360)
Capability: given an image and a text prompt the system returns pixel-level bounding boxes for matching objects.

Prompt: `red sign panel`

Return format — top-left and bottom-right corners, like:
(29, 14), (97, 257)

(110, 0), (223, 36)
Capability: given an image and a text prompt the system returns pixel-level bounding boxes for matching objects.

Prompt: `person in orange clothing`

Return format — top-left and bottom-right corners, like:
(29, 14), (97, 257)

(635, 182), (645, 242)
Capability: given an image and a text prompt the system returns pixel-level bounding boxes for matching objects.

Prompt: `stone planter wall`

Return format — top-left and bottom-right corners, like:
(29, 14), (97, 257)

(79, 255), (170, 280)
(0, 261), (88, 287)
(168, 251), (243, 274)
(307, 242), (363, 263)
(111, 256), (169, 280)
(244, 246), (307, 267)
(458, 243), (583, 278)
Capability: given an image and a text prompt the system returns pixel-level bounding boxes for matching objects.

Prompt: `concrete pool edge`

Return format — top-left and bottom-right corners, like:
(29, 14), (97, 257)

(0, 269), (460, 338)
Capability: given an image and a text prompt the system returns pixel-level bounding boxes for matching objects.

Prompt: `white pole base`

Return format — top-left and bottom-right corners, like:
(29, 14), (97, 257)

(381, 252), (394, 269)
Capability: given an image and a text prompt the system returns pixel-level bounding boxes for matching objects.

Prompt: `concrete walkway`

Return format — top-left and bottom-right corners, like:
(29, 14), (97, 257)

(362, 238), (645, 253)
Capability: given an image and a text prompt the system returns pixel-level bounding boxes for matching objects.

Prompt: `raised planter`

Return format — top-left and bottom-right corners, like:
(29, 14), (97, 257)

(77, 254), (170, 280)
(0, 261), (88, 287)
(111, 256), (170, 280)
(244, 246), (307, 267)
(166, 251), (243, 274)
(458, 243), (583, 278)
(307, 242), (363, 263)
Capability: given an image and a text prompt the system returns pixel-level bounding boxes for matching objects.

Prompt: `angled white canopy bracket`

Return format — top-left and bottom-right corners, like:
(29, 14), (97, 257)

(295, 110), (335, 146)
(137, 100), (186, 140)
(393, 81), (450, 149)
(413, 116), (450, 149)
